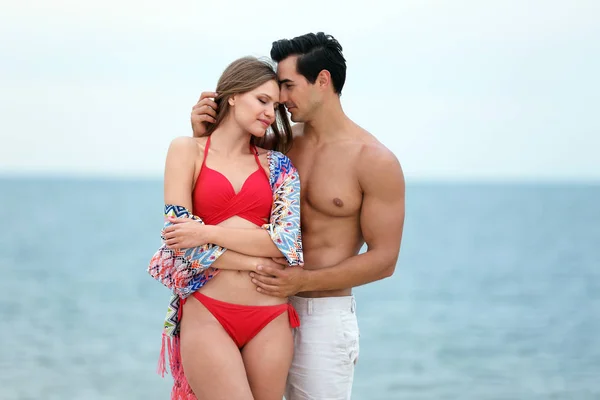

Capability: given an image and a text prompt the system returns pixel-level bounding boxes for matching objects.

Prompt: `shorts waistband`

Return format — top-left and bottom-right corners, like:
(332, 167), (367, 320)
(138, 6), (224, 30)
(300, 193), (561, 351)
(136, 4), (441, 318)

(289, 295), (356, 315)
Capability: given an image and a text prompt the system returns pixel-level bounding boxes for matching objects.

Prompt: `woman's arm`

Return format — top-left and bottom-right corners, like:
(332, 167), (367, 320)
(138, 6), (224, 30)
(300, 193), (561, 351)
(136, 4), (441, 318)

(210, 152), (304, 264)
(205, 226), (284, 258)
(211, 250), (285, 273)
(164, 216), (284, 258)
(163, 150), (303, 263)
(163, 137), (197, 210)
(162, 138), (281, 258)
(162, 137), (264, 272)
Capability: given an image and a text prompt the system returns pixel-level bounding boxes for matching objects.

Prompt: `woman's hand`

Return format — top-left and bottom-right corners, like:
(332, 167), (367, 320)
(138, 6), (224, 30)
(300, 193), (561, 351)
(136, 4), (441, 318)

(163, 217), (213, 249)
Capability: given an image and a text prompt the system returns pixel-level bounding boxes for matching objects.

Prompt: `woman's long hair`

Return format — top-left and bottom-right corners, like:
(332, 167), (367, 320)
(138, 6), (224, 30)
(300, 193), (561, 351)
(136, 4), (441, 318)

(196, 56), (293, 154)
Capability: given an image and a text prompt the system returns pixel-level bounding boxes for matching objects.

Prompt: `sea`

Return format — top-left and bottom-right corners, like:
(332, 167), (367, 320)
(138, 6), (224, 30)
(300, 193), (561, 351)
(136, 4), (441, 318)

(1, 177), (599, 400)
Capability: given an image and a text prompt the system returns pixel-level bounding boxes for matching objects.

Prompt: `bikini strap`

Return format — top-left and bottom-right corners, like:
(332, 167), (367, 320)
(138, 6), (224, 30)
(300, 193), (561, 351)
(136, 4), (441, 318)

(250, 142), (261, 166)
(251, 142), (269, 180)
(202, 135), (211, 167)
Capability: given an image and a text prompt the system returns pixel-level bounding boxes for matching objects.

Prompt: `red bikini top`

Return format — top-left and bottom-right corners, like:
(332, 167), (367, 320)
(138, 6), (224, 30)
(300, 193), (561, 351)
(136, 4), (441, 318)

(192, 135), (272, 226)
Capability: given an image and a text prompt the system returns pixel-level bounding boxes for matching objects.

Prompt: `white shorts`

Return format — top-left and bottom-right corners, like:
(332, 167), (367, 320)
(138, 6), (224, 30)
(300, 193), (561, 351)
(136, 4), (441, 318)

(284, 295), (360, 400)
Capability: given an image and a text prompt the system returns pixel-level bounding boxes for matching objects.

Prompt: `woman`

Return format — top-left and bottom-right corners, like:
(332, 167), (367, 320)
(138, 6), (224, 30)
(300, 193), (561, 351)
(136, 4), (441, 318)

(147, 56), (303, 400)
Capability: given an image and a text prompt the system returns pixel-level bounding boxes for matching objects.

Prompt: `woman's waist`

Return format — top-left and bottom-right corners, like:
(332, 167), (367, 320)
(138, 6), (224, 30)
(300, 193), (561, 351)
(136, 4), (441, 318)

(199, 270), (287, 306)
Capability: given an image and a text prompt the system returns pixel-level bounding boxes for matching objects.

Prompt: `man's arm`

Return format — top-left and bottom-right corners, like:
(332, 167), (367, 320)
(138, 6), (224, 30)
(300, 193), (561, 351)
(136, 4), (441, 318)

(191, 91), (218, 135)
(251, 144), (405, 296)
(301, 145), (405, 290)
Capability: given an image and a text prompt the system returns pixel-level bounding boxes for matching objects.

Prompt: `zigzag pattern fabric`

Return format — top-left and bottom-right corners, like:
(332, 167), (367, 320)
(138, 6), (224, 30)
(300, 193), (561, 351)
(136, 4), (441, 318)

(146, 149), (304, 399)
(263, 151), (304, 266)
(148, 204), (224, 299)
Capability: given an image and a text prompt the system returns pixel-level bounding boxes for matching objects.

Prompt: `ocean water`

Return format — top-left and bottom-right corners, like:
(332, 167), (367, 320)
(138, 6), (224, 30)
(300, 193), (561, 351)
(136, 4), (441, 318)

(1, 177), (599, 400)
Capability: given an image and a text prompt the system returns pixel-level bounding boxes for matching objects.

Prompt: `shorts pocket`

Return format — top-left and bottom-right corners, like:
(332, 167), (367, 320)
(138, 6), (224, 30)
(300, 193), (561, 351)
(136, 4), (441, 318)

(340, 312), (360, 365)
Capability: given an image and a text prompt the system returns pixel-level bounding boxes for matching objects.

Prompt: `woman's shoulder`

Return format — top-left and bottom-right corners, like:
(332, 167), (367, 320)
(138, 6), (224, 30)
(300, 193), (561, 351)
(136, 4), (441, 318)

(167, 136), (204, 157)
(255, 145), (270, 156)
(255, 147), (289, 163)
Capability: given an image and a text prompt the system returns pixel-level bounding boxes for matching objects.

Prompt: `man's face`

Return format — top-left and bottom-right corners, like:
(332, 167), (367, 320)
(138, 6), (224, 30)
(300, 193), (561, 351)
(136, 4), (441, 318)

(276, 56), (319, 123)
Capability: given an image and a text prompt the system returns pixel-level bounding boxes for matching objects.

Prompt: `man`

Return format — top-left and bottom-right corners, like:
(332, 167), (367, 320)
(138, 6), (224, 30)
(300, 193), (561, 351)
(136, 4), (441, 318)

(191, 32), (405, 400)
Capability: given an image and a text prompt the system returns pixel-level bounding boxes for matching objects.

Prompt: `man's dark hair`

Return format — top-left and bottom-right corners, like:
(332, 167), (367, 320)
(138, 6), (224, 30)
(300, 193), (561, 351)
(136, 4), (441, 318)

(270, 32), (347, 95)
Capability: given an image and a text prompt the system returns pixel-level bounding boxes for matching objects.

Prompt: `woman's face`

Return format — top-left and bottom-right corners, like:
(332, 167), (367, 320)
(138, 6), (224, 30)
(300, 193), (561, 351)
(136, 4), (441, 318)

(230, 80), (280, 138)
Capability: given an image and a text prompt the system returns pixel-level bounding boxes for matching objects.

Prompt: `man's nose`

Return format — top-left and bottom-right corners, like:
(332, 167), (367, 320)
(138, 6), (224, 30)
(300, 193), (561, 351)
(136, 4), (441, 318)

(279, 91), (289, 103)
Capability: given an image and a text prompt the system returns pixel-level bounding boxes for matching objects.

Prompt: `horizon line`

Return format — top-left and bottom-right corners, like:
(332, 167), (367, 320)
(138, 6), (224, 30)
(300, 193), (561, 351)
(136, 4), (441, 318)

(1, 171), (599, 185)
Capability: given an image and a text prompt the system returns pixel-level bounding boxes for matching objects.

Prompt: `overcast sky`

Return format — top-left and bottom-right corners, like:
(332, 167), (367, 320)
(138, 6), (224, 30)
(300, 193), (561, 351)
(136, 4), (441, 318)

(1, 0), (598, 181)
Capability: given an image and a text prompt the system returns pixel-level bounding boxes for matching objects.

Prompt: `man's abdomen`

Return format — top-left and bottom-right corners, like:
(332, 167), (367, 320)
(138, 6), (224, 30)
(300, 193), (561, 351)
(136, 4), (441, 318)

(298, 219), (364, 298)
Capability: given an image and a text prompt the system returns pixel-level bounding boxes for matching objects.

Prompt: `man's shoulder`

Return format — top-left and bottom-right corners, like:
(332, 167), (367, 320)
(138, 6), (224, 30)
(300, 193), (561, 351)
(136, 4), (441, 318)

(359, 138), (398, 166)
(350, 128), (403, 189)
(345, 124), (397, 165)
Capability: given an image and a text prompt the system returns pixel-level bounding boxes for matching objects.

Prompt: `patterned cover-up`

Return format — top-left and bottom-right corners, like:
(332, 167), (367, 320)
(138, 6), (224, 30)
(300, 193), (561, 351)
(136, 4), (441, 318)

(147, 150), (303, 399)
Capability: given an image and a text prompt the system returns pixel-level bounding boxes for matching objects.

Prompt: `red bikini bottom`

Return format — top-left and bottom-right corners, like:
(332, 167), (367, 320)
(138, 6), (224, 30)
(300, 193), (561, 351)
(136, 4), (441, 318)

(159, 293), (300, 400)
(188, 292), (300, 347)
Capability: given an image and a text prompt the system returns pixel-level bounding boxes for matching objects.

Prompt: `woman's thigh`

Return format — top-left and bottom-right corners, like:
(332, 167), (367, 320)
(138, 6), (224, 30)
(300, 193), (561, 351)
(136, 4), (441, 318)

(241, 311), (294, 400)
(180, 297), (254, 400)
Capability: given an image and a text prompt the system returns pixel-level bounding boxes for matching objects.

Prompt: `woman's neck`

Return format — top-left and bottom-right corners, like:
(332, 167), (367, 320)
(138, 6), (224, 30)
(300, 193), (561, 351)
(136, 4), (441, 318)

(209, 117), (252, 157)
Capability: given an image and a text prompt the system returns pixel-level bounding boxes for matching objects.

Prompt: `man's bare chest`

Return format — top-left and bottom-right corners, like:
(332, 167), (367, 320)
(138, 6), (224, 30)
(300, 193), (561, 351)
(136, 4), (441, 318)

(289, 147), (362, 217)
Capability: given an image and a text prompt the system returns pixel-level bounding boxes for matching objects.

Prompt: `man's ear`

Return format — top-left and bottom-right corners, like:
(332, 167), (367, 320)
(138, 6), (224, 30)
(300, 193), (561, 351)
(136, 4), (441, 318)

(317, 70), (331, 89)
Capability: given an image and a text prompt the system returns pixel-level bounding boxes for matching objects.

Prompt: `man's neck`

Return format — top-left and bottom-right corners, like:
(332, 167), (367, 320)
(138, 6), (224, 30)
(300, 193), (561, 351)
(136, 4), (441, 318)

(303, 97), (352, 143)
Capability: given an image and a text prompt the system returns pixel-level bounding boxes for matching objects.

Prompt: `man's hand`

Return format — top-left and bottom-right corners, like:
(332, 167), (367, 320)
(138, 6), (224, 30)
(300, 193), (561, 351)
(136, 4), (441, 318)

(251, 257), (287, 276)
(191, 91), (219, 136)
(249, 265), (308, 298)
